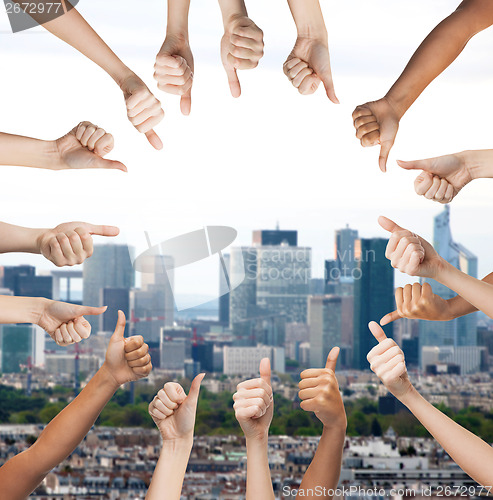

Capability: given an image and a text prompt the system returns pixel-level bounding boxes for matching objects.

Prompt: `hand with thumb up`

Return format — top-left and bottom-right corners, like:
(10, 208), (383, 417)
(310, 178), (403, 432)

(149, 373), (205, 441)
(298, 347), (346, 429)
(104, 311), (153, 386)
(233, 358), (274, 441)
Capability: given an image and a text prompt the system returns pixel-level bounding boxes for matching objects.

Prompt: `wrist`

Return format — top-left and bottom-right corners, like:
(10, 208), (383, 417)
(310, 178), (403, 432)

(161, 434), (194, 451)
(115, 67), (138, 90)
(219, 0), (248, 27)
(288, 0), (327, 40)
(36, 139), (60, 170)
(322, 419), (347, 435)
(383, 91), (409, 120)
(460, 150), (493, 181)
(30, 296), (49, 326)
(398, 384), (419, 408)
(245, 430), (269, 445)
(99, 363), (123, 392)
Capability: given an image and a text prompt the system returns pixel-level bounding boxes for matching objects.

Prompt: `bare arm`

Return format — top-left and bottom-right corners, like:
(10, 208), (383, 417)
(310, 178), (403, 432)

(386, 0), (493, 118)
(0, 222), (44, 253)
(0, 312), (152, 500)
(368, 322), (493, 489)
(286, 0), (326, 37)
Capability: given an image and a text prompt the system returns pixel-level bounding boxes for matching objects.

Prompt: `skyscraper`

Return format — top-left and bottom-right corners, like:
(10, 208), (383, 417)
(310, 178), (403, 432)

(419, 207), (478, 358)
(83, 245), (135, 332)
(308, 295), (342, 367)
(335, 225), (359, 280)
(0, 325), (44, 373)
(1, 265), (52, 299)
(218, 253), (230, 325)
(353, 238), (394, 370)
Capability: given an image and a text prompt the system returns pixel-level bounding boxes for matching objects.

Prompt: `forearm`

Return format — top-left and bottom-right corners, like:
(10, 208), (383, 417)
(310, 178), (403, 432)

(167, 0), (190, 38)
(462, 150), (493, 180)
(286, 0), (327, 39)
(245, 435), (274, 500)
(146, 437), (193, 500)
(436, 263), (493, 319)
(40, 4), (133, 86)
(298, 426), (345, 498)
(218, 0), (247, 25)
(0, 364), (119, 499)
(0, 132), (58, 169)
(0, 295), (45, 325)
(400, 387), (493, 488)
(0, 222), (45, 254)
(386, 1), (493, 118)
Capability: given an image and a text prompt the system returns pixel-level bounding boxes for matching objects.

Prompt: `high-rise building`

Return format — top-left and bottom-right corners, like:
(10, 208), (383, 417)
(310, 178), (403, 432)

(101, 288), (130, 335)
(0, 265), (52, 299)
(252, 229), (297, 247)
(218, 253), (230, 325)
(419, 207), (478, 360)
(335, 225), (359, 280)
(308, 295), (342, 367)
(353, 238), (394, 370)
(83, 245), (135, 332)
(0, 325), (44, 373)
(223, 345), (285, 375)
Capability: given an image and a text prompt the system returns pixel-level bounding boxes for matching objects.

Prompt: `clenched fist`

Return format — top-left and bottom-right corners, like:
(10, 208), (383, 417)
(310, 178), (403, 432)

(221, 15), (264, 98)
(154, 35), (194, 116)
(54, 122), (127, 172)
(149, 374), (205, 441)
(352, 97), (401, 172)
(298, 347), (346, 429)
(120, 73), (164, 150)
(367, 322), (413, 400)
(283, 36), (338, 102)
(36, 221), (119, 267)
(233, 358), (273, 440)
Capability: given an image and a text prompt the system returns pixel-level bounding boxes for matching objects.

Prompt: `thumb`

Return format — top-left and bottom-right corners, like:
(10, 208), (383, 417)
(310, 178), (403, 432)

(187, 373), (205, 405)
(111, 310), (126, 341)
(226, 66), (241, 98)
(397, 158), (434, 173)
(76, 305), (107, 317)
(378, 140), (394, 173)
(145, 130), (164, 151)
(259, 358), (271, 385)
(380, 310), (401, 326)
(180, 93), (192, 116)
(378, 215), (405, 234)
(369, 321), (387, 343)
(321, 72), (339, 104)
(93, 156), (128, 173)
(325, 346), (340, 371)
(83, 224), (120, 237)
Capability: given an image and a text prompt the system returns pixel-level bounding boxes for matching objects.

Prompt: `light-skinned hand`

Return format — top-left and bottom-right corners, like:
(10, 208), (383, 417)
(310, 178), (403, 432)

(221, 15), (264, 98)
(398, 153), (473, 204)
(298, 347), (346, 429)
(37, 299), (106, 346)
(37, 222), (119, 267)
(367, 321), (413, 400)
(54, 122), (127, 172)
(352, 97), (401, 172)
(149, 373), (205, 441)
(154, 35), (194, 116)
(283, 36), (338, 102)
(120, 73), (164, 150)
(233, 358), (273, 440)
(381, 282), (452, 325)
(104, 311), (153, 385)
(379, 216), (443, 279)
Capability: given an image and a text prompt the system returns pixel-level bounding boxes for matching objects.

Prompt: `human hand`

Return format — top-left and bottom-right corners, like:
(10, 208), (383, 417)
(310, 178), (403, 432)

(352, 97), (401, 172)
(378, 216), (444, 279)
(120, 73), (164, 150)
(283, 36), (338, 102)
(54, 122), (127, 172)
(233, 358), (273, 440)
(37, 221), (119, 267)
(154, 35), (194, 116)
(149, 373), (205, 441)
(398, 152), (472, 204)
(104, 311), (153, 386)
(221, 15), (264, 98)
(37, 299), (106, 346)
(381, 282), (453, 325)
(367, 321), (413, 400)
(298, 347), (346, 429)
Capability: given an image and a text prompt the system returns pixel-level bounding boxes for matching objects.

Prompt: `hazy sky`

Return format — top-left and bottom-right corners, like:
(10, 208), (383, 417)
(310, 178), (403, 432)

(0, 0), (492, 299)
